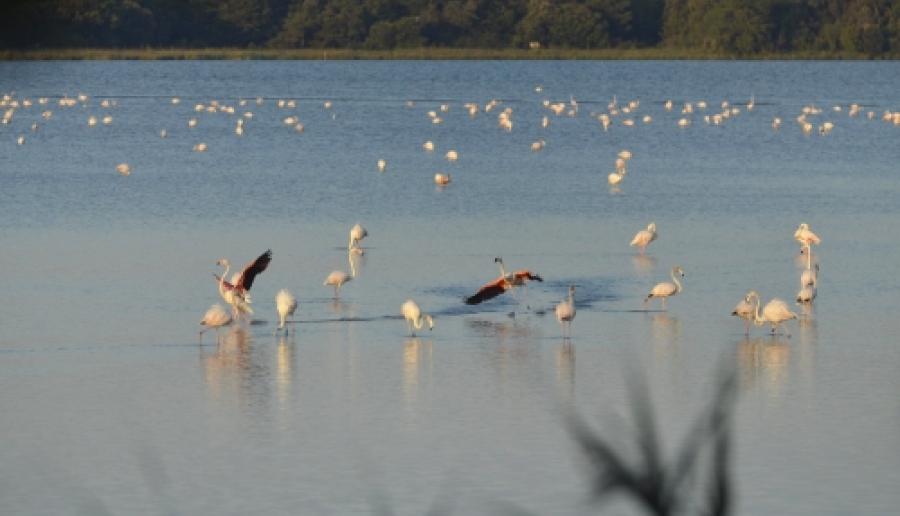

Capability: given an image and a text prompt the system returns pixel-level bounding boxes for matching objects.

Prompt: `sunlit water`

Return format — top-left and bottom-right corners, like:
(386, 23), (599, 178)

(1, 61), (899, 515)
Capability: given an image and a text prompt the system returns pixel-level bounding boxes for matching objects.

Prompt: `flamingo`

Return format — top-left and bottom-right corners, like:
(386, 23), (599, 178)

(401, 299), (434, 336)
(324, 270), (352, 298)
(753, 296), (798, 335)
(555, 285), (576, 338)
(275, 289), (298, 334)
(214, 249), (272, 318)
(423, 140), (434, 152)
(645, 266), (684, 310)
(377, 159), (386, 172)
(116, 163), (131, 176)
(732, 290), (759, 335)
(796, 284), (816, 304)
(349, 223), (368, 253)
(794, 223), (821, 254)
(465, 257), (543, 305)
(434, 173), (451, 185)
(608, 169), (625, 186)
(630, 223), (658, 254)
(199, 304), (232, 339)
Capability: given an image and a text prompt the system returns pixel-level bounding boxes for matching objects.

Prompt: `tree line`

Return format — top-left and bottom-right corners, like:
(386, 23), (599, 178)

(3, 0), (900, 56)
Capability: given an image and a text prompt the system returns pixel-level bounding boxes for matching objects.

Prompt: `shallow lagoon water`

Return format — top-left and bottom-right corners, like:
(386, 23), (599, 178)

(1, 61), (899, 515)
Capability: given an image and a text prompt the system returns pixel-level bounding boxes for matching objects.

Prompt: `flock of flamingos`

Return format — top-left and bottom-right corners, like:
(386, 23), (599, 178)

(1, 88), (839, 340)
(197, 219), (821, 340)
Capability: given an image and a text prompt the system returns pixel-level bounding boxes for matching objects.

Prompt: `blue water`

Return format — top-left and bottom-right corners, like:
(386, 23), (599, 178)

(1, 60), (899, 515)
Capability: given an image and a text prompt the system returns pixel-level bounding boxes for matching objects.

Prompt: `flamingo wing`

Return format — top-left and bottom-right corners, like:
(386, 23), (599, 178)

(465, 278), (508, 305)
(236, 249), (272, 291)
(514, 270), (543, 283)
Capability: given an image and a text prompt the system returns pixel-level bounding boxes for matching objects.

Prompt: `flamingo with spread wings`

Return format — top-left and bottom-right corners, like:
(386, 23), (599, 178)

(465, 257), (543, 305)
(214, 249), (272, 317)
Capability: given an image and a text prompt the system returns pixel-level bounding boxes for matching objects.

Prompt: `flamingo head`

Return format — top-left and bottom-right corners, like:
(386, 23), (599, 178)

(648, 222), (656, 232)
(746, 290), (759, 302)
(216, 258), (230, 268)
(674, 266), (685, 277)
(494, 256), (503, 264)
(424, 315), (434, 331)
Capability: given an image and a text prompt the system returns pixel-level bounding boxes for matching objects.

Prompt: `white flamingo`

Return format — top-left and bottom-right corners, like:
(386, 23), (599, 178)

(275, 289), (298, 334)
(349, 223), (368, 254)
(555, 285), (576, 338)
(753, 296), (798, 335)
(732, 290), (759, 335)
(401, 299), (434, 336)
(199, 304), (232, 339)
(324, 270), (352, 298)
(322, 251), (359, 299)
(608, 169), (625, 185)
(645, 266), (684, 310)
(630, 223), (658, 254)
(796, 284), (816, 304)
(794, 223), (821, 254)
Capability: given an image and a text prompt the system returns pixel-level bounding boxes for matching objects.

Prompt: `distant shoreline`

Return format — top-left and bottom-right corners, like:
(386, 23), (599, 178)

(1, 47), (895, 61)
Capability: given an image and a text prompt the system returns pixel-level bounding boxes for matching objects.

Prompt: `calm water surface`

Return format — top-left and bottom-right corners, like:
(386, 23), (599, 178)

(1, 61), (899, 515)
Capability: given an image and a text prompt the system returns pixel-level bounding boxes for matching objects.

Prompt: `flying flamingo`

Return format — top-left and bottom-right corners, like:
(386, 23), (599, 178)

(401, 299), (434, 336)
(555, 285), (576, 338)
(465, 257), (543, 305)
(630, 223), (658, 255)
(645, 266), (685, 310)
(199, 304), (232, 340)
(275, 289), (298, 334)
(214, 249), (272, 318)
(732, 290), (759, 335)
(753, 296), (798, 335)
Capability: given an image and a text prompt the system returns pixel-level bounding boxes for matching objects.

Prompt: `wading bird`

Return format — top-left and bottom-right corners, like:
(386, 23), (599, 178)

(323, 270), (352, 298)
(465, 257), (543, 305)
(732, 290), (759, 335)
(645, 266), (684, 310)
(349, 223), (368, 254)
(199, 304), (232, 339)
(214, 249), (272, 318)
(401, 299), (434, 336)
(630, 223), (658, 254)
(794, 223), (821, 254)
(555, 285), (576, 338)
(753, 296), (798, 335)
(275, 289), (298, 334)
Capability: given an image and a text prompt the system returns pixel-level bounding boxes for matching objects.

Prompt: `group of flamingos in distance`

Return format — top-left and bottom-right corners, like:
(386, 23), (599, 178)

(199, 219), (822, 340)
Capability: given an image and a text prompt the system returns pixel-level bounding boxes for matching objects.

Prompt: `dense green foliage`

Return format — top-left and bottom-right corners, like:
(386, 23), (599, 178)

(3, 0), (900, 56)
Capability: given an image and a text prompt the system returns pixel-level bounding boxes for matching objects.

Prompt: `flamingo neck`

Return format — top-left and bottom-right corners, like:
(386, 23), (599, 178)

(671, 270), (682, 293)
(806, 246), (812, 270)
(498, 261), (510, 280)
(218, 263), (230, 296)
(752, 296), (764, 325)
